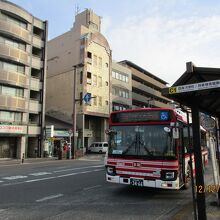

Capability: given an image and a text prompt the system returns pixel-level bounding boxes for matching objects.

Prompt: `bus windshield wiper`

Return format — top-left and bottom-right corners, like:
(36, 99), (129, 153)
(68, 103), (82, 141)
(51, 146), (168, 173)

(143, 146), (154, 156)
(122, 139), (153, 156)
(122, 141), (136, 155)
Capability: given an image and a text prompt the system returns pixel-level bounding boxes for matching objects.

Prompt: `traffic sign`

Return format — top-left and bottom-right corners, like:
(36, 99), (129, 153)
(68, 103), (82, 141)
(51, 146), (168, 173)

(160, 111), (169, 121)
(168, 79), (220, 94)
(83, 93), (91, 104)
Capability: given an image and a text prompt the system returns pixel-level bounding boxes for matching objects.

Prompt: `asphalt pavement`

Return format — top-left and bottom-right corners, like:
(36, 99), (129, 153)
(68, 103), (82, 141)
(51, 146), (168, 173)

(0, 154), (220, 220)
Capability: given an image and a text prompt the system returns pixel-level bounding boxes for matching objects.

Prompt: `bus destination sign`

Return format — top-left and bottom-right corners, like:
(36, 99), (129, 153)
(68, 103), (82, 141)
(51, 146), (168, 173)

(111, 111), (171, 123)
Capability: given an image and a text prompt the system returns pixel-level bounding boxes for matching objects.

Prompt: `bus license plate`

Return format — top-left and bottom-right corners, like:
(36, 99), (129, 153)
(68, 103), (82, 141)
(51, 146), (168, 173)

(130, 178), (144, 187)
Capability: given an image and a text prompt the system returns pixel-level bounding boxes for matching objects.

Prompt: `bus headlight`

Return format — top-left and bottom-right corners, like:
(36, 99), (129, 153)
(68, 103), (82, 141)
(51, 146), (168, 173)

(106, 166), (115, 176)
(161, 170), (177, 181)
(165, 172), (175, 179)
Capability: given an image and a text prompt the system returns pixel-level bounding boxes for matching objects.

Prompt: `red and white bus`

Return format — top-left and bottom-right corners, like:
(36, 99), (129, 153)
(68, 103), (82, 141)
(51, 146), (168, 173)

(105, 108), (208, 190)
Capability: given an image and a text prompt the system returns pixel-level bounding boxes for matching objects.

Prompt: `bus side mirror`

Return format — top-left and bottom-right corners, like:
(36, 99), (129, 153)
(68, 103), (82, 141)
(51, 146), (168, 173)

(164, 127), (171, 133)
(172, 128), (179, 139)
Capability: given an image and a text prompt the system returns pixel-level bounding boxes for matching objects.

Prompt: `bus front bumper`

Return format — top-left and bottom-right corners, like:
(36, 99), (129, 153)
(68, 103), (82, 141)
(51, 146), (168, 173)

(106, 174), (180, 190)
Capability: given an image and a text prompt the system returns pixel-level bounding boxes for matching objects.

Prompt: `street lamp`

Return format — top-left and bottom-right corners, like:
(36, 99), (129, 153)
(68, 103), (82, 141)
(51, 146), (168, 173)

(72, 63), (84, 159)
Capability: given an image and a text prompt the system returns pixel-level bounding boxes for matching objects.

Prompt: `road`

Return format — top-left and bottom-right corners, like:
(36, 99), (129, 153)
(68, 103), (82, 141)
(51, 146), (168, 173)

(0, 155), (214, 220)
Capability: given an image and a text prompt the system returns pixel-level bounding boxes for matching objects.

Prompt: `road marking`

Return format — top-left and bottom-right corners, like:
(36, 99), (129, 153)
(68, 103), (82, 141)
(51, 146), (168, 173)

(2, 182), (24, 186)
(53, 165), (103, 173)
(3, 175), (27, 180)
(79, 159), (101, 162)
(0, 209), (6, 213)
(57, 173), (77, 178)
(36, 193), (63, 202)
(83, 185), (102, 191)
(0, 180), (4, 183)
(56, 166), (68, 169)
(57, 168), (103, 178)
(30, 172), (52, 176)
(25, 176), (56, 183)
(0, 168), (104, 186)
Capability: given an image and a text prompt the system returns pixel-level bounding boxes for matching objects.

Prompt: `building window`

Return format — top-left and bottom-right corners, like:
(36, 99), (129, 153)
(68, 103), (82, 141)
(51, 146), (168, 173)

(1, 12), (27, 29)
(105, 63), (108, 68)
(98, 76), (102, 87)
(87, 51), (92, 58)
(87, 72), (92, 84)
(119, 89), (129, 99)
(112, 103), (129, 112)
(0, 60), (25, 74)
(93, 95), (97, 106)
(80, 71), (83, 84)
(0, 36), (26, 51)
(93, 75), (97, 86)
(0, 85), (24, 97)
(105, 81), (108, 86)
(115, 72), (119, 80)
(85, 119), (89, 129)
(112, 70), (129, 83)
(0, 111), (22, 123)
(93, 55), (97, 66)
(112, 87), (115, 95)
(98, 57), (102, 68)
(99, 96), (102, 106)
(80, 92), (83, 105)
(112, 71), (116, 78)
(125, 76), (129, 83)
(112, 87), (129, 99)
(105, 100), (108, 105)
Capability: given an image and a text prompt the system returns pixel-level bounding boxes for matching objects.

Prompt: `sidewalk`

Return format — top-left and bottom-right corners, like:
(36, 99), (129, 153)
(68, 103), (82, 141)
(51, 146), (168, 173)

(170, 162), (220, 220)
(0, 153), (104, 166)
(170, 193), (220, 220)
(0, 157), (58, 166)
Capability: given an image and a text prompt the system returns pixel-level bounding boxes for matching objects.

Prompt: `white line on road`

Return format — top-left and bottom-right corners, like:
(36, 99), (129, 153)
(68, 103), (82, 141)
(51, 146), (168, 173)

(36, 193), (63, 202)
(83, 185), (102, 191)
(57, 168), (103, 178)
(53, 165), (103, 173)
(30, 172), (52, 176)
(1, 168), (104, 186)
(25, 176), (56, 183)
(3, 175), (27, 180)
(2, 182), (24, 186)
(57, 173), (77, 178)
(0, 180), (4, 183)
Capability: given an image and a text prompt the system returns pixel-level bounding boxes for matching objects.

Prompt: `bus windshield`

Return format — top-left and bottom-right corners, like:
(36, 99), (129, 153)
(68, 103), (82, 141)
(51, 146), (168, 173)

(108, 125), (176, 159)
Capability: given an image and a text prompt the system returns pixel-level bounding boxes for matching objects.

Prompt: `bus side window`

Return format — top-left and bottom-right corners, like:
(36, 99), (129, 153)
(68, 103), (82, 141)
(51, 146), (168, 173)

(183, 126), (190, 151)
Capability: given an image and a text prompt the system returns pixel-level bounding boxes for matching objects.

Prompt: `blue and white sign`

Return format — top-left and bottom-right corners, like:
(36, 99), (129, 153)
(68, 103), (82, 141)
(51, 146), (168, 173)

(160, 111), (169, 121)
(83, 93), (91, 104)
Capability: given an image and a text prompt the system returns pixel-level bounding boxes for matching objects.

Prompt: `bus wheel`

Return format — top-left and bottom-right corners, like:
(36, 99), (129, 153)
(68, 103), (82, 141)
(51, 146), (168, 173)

(184, 166), (192, 189)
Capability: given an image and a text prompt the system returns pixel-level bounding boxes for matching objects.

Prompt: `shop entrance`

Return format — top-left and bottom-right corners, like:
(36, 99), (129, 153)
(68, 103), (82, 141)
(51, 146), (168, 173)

(0, 137), (17, 158)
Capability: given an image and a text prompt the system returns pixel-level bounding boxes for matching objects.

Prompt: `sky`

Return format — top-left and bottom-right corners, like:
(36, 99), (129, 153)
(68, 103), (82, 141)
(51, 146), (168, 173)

(10, 0), (220, 85)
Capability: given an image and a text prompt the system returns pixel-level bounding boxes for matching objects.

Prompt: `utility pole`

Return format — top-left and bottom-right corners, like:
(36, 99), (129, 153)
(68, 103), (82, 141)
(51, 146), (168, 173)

(72, 63), (84, 159)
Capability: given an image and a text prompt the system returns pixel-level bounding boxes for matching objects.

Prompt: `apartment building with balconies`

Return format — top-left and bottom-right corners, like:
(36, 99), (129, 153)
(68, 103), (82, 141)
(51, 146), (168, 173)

(0, 0), (47, 158)
(119, 60), (171, 108)
(46, 9), (111, 154)
(112, 61), (132, 111)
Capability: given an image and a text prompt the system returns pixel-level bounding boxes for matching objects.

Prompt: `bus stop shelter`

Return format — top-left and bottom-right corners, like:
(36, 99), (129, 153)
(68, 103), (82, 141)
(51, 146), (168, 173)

(162, 62), (220, 220)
